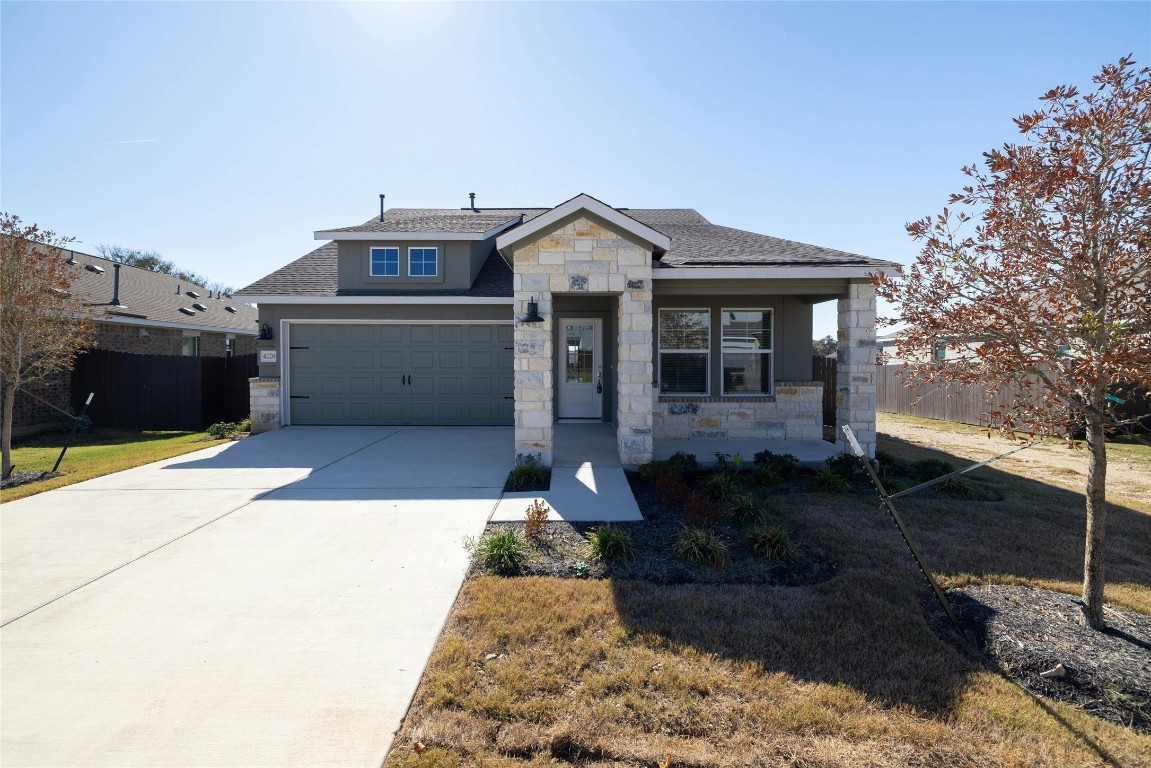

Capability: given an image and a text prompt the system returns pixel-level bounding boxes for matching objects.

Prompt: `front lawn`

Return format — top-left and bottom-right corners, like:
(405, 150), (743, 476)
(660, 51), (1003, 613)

(386, 419), (1151, 766)
(0, 429), (229, 502)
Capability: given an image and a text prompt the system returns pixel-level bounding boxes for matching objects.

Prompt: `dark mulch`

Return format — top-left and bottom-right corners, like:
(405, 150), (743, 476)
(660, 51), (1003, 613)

(472, 470), (839, 586)
(0, 470), (62, 490)
(933, 585), (1151, 733)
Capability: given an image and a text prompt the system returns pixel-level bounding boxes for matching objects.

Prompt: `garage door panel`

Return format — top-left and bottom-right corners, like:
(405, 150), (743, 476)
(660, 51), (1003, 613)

(289, 323), (513, 426)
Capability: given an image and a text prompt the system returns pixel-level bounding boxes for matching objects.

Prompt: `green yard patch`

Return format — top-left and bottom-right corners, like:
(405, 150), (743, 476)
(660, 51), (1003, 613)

(0, 429), (229, 502)
(386, 420), (1151, 766)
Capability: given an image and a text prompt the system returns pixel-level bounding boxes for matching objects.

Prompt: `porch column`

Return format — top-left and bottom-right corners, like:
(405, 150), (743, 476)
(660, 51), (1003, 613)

(513, 281), (554, 466)
(835, 281), (877, 457)
(616, 282), (653, 468)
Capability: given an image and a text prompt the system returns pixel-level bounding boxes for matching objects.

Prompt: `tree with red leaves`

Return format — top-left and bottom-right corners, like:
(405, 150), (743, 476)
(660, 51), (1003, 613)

(1, 214), (96, 479)
(873, 57), (1151, 629)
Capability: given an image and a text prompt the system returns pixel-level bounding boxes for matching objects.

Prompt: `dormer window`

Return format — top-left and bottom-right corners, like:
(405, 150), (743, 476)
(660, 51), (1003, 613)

(370, 247), (399, 277)
(409, 247), (438, 277)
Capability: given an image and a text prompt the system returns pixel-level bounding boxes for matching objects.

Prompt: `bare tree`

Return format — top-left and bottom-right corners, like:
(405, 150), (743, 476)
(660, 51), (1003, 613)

(873, 57), (1151, 629)
(1, 215), (97, 478)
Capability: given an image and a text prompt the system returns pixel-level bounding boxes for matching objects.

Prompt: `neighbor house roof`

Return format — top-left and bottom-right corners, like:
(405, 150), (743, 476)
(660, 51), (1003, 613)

(238, 199), (892, 298)
(54, 247), (259, 333)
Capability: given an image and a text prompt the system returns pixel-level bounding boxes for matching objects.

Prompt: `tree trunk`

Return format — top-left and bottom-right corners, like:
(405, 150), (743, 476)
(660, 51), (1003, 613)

(1080, 419), (1109, 629)
(1, 381), (14, 480)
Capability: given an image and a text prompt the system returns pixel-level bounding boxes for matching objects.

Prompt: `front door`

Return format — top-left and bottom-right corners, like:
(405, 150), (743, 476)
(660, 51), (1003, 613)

(557, 318), (603, 419)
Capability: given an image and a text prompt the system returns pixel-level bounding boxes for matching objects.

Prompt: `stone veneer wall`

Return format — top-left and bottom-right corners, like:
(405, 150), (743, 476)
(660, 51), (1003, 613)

(835, 281), (877, 457)
(652, 383), (823, 441)
(513, 216), (654, 468)
(249, 377), (281, 433)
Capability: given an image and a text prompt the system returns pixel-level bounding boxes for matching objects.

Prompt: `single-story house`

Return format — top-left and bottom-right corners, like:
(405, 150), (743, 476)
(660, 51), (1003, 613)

(236, 193), (892, 464)
(12, 247), (259, 435)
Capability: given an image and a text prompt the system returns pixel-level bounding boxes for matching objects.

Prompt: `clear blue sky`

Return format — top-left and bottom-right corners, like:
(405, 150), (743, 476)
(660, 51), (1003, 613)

(3, 1), (1146, 337)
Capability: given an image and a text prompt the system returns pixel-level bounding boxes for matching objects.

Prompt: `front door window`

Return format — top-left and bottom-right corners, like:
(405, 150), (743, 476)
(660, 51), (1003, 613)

(557, 318), (603, 419)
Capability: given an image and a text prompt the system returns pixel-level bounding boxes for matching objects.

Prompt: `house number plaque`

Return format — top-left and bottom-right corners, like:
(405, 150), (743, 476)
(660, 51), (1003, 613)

(259, 350), (277, 364)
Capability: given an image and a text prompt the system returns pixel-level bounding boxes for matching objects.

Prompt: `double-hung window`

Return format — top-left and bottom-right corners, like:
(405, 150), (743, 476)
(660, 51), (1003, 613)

(721, 309), (773, 395)
(409, 247), (438, 277)
(370, 247), (399, 277)
(658, 309), (710, 394)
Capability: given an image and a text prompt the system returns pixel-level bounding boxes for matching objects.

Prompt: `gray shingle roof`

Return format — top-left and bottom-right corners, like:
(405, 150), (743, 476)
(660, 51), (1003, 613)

(319, 208), (548, 235)
(55, 248), (259, 331)
(239, 205), (891, 298)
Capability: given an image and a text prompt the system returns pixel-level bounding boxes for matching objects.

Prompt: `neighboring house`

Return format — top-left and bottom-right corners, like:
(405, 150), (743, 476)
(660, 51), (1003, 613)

(12, 247), (259, 435)
(236, 193), (893, 462)
(875, 332), (986, 365)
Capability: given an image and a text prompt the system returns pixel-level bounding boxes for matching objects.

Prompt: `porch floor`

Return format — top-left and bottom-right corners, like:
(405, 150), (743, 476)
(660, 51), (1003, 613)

(655, 438), (840, 469)
(491, 423), (643, 523)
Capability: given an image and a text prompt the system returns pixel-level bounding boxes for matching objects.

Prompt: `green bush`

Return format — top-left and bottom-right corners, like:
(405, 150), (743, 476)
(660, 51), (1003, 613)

(674, 527), (727, 566)
(747, 523), (798, 561)
(469, 529), (529, 574)
(749, 464), (781, 489)
(873, 449), (899, 467)
(588, 524), (634, 563)
(207, 421), (244, 439)
(881, 477), (911, 494)
(506, 456), (550, 491)
(753, 450), (799, 477)
(825, 453), (862, 479)
(724, 493), (764, 526)
(665, 451), (699, 475)
(908, 458), (955, 482)
(939, 476), (973, 497)
(812, 468), (849, 492)
(700, 471), (741, 501)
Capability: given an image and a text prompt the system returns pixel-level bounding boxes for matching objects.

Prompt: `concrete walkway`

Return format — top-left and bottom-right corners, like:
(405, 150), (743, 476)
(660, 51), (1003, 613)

(492, 423), (643, 522)
(1, 427), (511, 767)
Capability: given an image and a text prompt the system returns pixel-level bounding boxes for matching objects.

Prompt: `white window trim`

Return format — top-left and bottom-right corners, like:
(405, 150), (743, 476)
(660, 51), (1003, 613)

(658, 308), (710, 397)
(721, 308), (774, 396)
(408, 246), (438, 277)
(369, 246), (399, 277)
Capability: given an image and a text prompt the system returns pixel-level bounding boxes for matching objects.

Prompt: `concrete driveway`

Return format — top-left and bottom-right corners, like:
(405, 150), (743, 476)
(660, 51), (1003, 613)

(1, 427), (510, 767)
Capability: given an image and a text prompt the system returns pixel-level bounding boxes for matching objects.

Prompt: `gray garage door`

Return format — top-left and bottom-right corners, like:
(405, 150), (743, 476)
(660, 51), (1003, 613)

(288, 323), (514, 426)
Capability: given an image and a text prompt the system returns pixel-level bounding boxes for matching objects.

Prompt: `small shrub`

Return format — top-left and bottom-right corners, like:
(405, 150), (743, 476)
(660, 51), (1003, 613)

(908, 458), (955, 482)
(873, 448), (899, 467)
(588, 524), (634, 563)
(700, 471), (741, 501)
(506, 456), (550, 491)
(665, 451), (699, 475)
(747, 523), (798, 561)
(207, 421), (242, 439)
(725, 493), (763, 526)
(939, 476), (973, 497)
(674, 527), (727, 566)
(684, 492), (722, 527)
(656, 471), (691, 505)
(753, 450), (799, 477)
(469, 529), (529, 574)
(881, 477), (911, 494)
(238, 417), (251, 433)
(523, 499), (550, 542)
(749, 464), (781, 488)
(812, 468), (849, 492)
(825, 453), (861, 479)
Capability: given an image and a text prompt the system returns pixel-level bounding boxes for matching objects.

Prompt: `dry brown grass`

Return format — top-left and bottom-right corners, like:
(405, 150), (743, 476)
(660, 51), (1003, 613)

(385, 418), (1151, 767)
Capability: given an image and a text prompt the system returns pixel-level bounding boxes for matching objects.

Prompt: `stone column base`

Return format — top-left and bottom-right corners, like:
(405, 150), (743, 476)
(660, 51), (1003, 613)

(249, 377), (281, 433)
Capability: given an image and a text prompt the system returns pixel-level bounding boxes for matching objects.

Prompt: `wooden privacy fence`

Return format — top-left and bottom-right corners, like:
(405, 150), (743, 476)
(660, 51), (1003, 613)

(812, 356), (838, 426)
(71, 350), (258, 432)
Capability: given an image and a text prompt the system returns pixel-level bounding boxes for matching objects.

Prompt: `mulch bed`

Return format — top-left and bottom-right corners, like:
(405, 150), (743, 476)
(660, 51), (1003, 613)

(472, 470), (839, 586)
(936, 585), (1151, 733)
(0, 470), (62, 490)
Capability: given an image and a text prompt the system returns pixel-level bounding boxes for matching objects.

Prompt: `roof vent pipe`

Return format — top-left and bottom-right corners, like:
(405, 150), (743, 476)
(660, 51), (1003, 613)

(66, 250), (78, 265)
(469, 192), (476, 211)
(176, 283), (181, 295)
(111, 263), (123, 306)
(379, 193), (385, 222)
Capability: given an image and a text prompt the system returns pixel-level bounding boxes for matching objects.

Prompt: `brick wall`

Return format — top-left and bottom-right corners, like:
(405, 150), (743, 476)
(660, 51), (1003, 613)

(95, 324), (183, 355)
(10, 372), (73, 434)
